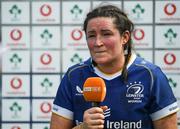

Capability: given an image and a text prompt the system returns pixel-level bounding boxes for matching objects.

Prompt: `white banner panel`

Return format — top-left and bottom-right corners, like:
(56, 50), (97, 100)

(2, 99), (30, 121)
(32, 26), (60, 49)
(155, 1), (180, 23)
(1, 123), (30, 129)
(2, 26), (30, 49)
(2, 51), (30, 73)
(132, 25), (153, 48)
(32, 74), (60, 97)
(124, 1), (153, 23)
(62, 2), (90, 24)
(32, 123), (50, 129)
(2, 75), (30, 97)
(32, 1), (60, 24)
(32, 51), (60, 73)
(1, 2), (30, 24)
(155, 25), (180, 48)
(167, 74), (180, 99)
(62, 26), (87, 49)
(155, 51), (180, 74)
(32, 99), (53, 121)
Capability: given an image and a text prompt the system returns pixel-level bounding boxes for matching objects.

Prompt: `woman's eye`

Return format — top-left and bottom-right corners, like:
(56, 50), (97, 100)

(103, 33), (111, 36)
(87, 35), (95, 38)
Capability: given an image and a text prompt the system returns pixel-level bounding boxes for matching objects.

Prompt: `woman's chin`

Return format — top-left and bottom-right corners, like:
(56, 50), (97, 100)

(93, 58), (109, 65)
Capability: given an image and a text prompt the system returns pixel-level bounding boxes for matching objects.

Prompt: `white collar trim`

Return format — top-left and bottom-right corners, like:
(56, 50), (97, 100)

(93, 54), (136, 80)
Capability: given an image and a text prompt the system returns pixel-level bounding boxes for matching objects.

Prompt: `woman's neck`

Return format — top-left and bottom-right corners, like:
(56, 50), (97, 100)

(96, 56), (125, 74)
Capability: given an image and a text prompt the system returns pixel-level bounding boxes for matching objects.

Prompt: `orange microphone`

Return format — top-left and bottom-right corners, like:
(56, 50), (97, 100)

(83, 77), (106, 107)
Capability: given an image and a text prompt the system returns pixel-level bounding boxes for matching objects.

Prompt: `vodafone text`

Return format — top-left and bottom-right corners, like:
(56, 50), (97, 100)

(76, 120), (142, 129)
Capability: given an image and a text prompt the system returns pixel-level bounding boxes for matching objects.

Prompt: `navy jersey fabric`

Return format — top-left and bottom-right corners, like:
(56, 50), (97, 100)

(52, 54), (179, 129)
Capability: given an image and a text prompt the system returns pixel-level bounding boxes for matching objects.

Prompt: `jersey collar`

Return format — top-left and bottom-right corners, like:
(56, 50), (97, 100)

(91, 54), (137, 80)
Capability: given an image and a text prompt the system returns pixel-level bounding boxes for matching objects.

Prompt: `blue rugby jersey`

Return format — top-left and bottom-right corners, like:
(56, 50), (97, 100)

(52, 54), (179, 129)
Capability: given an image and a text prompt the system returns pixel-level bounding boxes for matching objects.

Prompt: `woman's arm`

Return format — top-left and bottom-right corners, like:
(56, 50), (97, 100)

(153, 113), (178, 129)
(50, 106), (108, 129)
(50, 112), (73, 129)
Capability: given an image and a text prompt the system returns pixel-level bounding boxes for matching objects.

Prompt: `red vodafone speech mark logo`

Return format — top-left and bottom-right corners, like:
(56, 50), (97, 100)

(10, 77), (22, 89)
(133, 29), (145, 41)
(71, 29), (83, 41)
(164, 53), (176, 65)
(40, 53), (52, 65)
(11, 126), (21, 129)
(40, 4), (52, 16)
(164, 3), (176, 16)
(10, 29), (22, 41)
(40, 102), (52, 113)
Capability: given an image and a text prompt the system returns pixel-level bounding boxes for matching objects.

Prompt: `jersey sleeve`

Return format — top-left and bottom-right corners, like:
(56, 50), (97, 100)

(52, 72), (74, 120)
(148, 67), (179, 121)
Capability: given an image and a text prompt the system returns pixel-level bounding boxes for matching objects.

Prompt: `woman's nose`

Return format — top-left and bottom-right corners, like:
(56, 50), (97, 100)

(94, 36), (103, 46)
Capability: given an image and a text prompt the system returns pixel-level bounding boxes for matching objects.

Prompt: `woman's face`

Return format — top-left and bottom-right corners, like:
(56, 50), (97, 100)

(86, 17), (128, 66)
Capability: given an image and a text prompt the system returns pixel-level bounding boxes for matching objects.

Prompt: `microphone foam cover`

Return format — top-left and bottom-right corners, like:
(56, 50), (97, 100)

(83, 77), (106, 102)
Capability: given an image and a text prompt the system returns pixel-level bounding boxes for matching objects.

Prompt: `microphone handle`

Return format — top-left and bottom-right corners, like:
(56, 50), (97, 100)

(92, 102), (100, 107)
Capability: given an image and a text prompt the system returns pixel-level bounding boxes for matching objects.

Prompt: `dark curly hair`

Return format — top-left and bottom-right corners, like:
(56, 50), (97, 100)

(83, 5), (134, 82)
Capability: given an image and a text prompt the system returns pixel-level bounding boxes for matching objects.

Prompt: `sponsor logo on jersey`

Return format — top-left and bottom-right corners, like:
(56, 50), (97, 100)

(126, 81), (144, 103)
(76, 85), (83, 96)
(76, 119), (142, 129)
(106, 120), (142, 129)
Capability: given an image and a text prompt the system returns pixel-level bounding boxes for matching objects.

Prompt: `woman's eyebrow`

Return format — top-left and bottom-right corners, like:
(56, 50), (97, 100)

(101, 29), (112, 33)
(87, 30), (95, 34)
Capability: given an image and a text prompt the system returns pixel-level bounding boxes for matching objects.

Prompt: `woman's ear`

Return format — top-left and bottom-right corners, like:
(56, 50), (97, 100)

(122, 31), (130, 45)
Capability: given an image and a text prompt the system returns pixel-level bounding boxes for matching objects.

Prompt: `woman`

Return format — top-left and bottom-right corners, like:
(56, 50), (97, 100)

(50, 5), (179, 129)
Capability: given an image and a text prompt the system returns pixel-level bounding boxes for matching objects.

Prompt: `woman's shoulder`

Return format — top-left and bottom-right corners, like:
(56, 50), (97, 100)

(66, 58), (92, 75)
(133, 56), (161, 73)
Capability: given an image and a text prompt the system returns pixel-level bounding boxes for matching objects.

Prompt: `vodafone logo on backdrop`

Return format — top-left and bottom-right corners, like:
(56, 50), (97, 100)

(71, 29), (83, 41)
(164, 3), (176, 16)
(40, 4), (52, 17)
(133, 29), (145, 41)
(40, 53), (52, 65)
(10, 29), (22, 41)
(40, 101), (52, 113)
(11, 126), (21, 129)
(10, 77), (22, 89)
(34, 51), (59, 72)
(164, 53), (176, 65)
